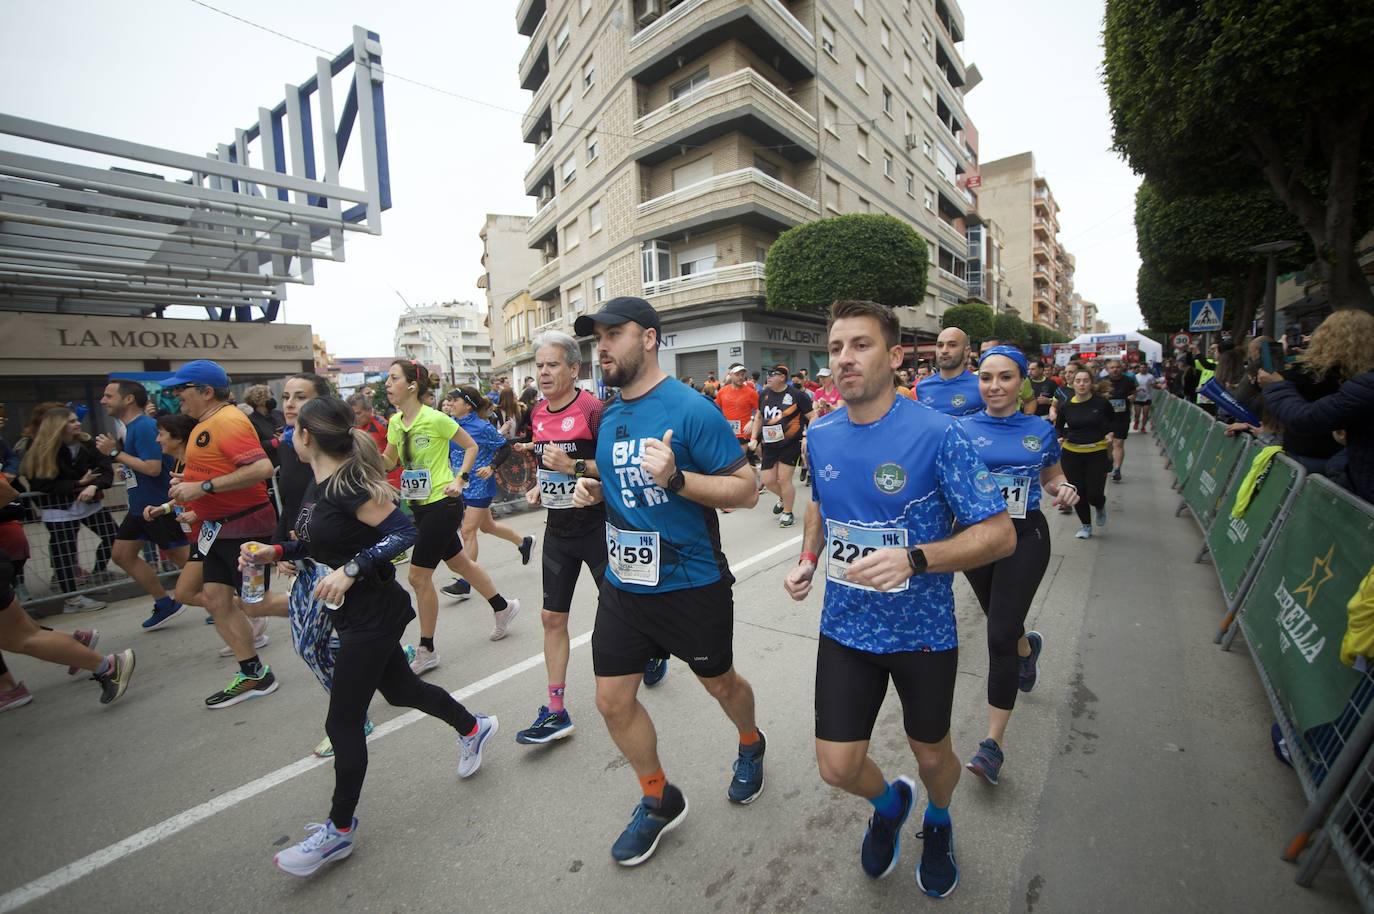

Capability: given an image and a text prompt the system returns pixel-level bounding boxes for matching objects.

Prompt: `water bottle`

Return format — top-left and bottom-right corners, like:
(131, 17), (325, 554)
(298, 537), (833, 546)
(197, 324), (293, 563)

(172, 504), (192, 534)
(241, 543), (267, 603)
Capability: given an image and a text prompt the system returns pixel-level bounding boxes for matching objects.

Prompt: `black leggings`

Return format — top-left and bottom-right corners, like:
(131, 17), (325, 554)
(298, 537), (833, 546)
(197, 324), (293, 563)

(1060, 449), (1108, 524)
(326, 634), (477, 825)
(964, 511), (1051, 711)
(45, 509), (119, 594)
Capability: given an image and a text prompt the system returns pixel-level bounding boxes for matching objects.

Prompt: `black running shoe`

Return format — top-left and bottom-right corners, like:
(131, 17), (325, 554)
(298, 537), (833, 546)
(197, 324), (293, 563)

(519, 535), (536, 565)
(94, 649), (135, 705)
(916, 821), (959, 898)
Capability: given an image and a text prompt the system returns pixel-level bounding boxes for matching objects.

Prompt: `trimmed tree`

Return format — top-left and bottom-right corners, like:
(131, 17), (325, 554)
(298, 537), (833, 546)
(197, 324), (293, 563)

(1104, 0), (1374, 313)
(992, 312), (1029, 350)
(765, 213), (929, 314)
(940, 302), (995, 343)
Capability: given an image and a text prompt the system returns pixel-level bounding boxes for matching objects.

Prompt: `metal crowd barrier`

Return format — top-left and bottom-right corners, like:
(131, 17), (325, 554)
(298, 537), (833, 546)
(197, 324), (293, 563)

(1151, 391), (1374, 907)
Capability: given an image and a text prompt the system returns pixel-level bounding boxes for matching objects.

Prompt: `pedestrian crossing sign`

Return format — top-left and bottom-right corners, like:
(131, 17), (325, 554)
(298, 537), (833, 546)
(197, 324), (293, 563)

(1189, 298), (1225, 332)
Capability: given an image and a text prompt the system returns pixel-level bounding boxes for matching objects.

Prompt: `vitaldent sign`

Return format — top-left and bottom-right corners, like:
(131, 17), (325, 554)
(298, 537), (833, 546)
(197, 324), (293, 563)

(0, 313), (312, 367)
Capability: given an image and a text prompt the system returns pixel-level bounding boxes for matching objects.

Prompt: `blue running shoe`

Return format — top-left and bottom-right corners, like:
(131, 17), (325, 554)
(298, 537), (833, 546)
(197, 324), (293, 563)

(403, 644), (417, 666)
(1019, 631), (1043, 693)
(643, 657), (669, 688)
(861, 776), (915, 878)
(728, 729), (766, 804)
(612, 784), (688, 866)
(516, 705), (575, 744)
(457, 714), (498, 778)
(965, 739), (1004, 786)
(142, 601), (184, 630)
(916, 821), (959, 898)
(274, 818), (356, 877)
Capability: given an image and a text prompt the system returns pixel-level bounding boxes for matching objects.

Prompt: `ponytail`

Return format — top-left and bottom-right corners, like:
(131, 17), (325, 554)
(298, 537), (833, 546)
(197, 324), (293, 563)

(298, 397), (396, 505)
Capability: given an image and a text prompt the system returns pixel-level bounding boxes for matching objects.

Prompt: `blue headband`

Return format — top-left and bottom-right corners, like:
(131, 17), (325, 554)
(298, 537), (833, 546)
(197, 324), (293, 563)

(978, 345), (1028, 376)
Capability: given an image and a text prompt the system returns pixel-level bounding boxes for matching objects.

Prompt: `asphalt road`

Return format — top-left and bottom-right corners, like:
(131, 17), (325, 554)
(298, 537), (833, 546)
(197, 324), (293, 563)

(0, 435), (1357, 912)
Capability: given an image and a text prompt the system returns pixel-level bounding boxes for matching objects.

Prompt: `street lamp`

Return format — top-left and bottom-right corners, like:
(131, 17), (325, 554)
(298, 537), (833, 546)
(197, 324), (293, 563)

(1248, 240), (1297, 337)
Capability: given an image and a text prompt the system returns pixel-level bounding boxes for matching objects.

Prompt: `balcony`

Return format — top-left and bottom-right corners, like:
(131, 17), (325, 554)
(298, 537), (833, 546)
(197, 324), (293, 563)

(516, 0), (546, 36)
(518, 14), (549, 84)
(937, 268), (968, 293)
(636, 167), (818, 238)
(519, 40), (549, 93)
(634, 68), (817, 163)
(523, 140), (555, 195)
(527, 196), (560, 244)
(629, 0), (815, 85)
(643, 261), (766, 311)
(528, 257), (560, 299)
(935, 217), (966, 249)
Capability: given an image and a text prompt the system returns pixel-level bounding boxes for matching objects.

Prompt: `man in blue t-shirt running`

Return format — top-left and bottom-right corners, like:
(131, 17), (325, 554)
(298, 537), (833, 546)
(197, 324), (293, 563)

(784, 300), (1015, 900)
(570, 297), (763, 868)
(96, 379), (190, 630)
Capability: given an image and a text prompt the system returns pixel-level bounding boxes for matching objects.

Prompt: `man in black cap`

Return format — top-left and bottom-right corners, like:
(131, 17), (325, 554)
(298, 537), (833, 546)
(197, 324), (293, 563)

(569, 297), (765, 867)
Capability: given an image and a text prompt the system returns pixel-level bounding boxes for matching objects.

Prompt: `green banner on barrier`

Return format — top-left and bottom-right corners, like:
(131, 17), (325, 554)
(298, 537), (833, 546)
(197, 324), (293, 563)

(1240, 477), (1374, 733)
(1183, 429), (1248, 529)
(1206, 449), (1300, 601)
(1165, 401), (1199, 466)
(1176, 410), (1217, 486)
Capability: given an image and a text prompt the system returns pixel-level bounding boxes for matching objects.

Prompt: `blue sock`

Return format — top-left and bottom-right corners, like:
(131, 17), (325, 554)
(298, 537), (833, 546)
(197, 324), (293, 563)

(154, 595), (176, 611)
(924, 801), (951, 827)
(870, 781), (904, 819)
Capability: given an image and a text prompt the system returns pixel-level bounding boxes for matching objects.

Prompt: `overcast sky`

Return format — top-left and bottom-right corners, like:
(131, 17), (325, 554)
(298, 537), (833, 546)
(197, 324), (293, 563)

(3, 0), (1141, 355)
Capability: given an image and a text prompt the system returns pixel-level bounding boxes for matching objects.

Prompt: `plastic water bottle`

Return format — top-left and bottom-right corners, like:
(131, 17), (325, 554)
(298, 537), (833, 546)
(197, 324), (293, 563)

(242, 544), (267, 603)
(172, 504), (191, 534)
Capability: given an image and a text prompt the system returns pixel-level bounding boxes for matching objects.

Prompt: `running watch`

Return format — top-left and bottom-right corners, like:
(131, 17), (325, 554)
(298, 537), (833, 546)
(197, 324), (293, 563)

(574, 458), (588, 477)
(343, 560), (361, 578)
(666, 469), (686, 493)
(201, 479), (216, 494)
(907, 547), (928, 575)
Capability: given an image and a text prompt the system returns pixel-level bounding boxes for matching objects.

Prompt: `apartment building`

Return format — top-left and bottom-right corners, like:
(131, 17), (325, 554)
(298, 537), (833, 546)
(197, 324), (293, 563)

(1066, 291), (1108, 336)
(393, 300), (494, 387)
(514, 0), (984, 380)
(480, 213), (545, 382)
(977, 151), (1074, 331)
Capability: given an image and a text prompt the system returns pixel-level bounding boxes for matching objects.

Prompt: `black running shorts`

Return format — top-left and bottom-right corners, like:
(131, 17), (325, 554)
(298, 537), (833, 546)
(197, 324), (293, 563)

(198, 535), (269, 591)
(761, 438), (802, 470)
(409, 496), (464, 569)
(542, 530), (607, 614)
(814, 635), (958, 744)
(592, 577), (733, 679)
(115, 511), (188, 548)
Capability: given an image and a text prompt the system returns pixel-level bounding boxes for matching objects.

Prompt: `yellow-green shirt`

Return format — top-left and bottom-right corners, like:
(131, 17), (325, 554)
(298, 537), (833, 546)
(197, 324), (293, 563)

(386, 405), (459, 506)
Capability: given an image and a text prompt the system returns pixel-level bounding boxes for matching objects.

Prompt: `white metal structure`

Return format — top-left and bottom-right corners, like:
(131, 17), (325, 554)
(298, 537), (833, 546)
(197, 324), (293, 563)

(0, 26), (390, 322)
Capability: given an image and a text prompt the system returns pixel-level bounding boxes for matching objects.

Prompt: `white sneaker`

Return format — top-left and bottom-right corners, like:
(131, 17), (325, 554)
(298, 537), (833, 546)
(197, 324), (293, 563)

(63, 594), (106, 613)
(457, 714), (498, 778)
(218, 617), (270, 657)
(410, 645), (440, 676)
(1075, 524), (1093, 539)
(489, 598), (521, 641)
(274, 819), (356, 877)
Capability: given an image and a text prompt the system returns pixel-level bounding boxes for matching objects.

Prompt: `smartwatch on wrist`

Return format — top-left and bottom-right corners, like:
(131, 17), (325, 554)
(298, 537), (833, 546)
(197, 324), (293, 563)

(666, 469), (686, 493)
(343, 559), (361, 578)
(201, 479), (216, 494)
(907, 547), (928, 576)
(460, 471), (471, 482)
(573, 458), (588, 477)
(110, 448), (122, 460)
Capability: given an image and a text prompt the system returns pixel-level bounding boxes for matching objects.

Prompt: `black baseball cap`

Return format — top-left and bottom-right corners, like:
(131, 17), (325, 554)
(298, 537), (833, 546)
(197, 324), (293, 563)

(573, 296), (661, 338)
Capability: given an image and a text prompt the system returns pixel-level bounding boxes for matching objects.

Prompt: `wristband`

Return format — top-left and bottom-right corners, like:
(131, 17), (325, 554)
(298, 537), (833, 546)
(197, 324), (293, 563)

(161, 501), (174, 515)
(1059, 482), (1077, 491)
(800, 551), (818, 566)
(273, 544), (285, 561)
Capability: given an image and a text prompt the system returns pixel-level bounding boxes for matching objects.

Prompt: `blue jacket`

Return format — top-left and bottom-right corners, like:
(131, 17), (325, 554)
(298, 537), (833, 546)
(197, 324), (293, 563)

(1264, 370), (1374, 504)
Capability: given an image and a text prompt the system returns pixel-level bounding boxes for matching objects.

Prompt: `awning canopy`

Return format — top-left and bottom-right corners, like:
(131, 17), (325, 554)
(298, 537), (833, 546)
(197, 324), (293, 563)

(0, 26), (389, 323)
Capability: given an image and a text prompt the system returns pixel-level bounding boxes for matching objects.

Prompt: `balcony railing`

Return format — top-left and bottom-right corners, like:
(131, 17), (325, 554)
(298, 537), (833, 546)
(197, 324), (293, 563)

(528, 257), (560, 296)
(935, 217), (966, 248)
(518, 15), (548, 79)
(937, 268), (968, 291)
(634, 68), (816, 140)
(633, 0), (812, 48)
(644, 260), (765, 297)
(636, 167), (818, 226)
(528, 195), (559, 240)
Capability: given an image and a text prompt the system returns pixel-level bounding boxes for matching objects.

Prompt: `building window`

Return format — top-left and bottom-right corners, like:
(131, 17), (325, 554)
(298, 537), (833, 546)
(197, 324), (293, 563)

(586, 131), (598, 162)
(903, 51), (912, 81)
(883, 152), (893, 179)
(677, 243), (717, 276)
(567, 290), (584, 315)
(561, 153), (576, 185)
(592, 272), (606, 303)
(555, 19), (570, 55)
(672, 154), (713, 190)
(557, 87), (572, 122)
(855, 57), (867, 91)
(923, 78), (934, 108)
(880, 21), (891, 52)
(582, 57), (596, 93)
(857, 127), (870, 161)
(854, 0), (865, 19)
(825, 176), (842, 213)
(882, 86), (892, 116)
(589, 200), (603, 233)
(922, 25), (933, 54)
(905, 170), (915, 197)
(904, 109), (913, 136)
(669, 67), (709, 100)
(923, 133), (934, 159)
(564, 219), (580, 250)
(642, 240), (671, 284)
(756, 244), (769, 264)
(858, 196), (871, 213)
(820, 18), (837, 58)
(923, 185), (934, 211)
(753, 154), (781, 180)
(823, 96), (840, 136)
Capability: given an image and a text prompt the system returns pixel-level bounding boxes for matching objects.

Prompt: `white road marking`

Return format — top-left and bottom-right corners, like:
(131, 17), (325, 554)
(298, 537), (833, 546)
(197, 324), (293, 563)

(0, 536), (803, 912)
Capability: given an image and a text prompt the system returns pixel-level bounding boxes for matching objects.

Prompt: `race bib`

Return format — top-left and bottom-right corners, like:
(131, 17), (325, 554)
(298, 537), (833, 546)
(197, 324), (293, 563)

(762, 423), (785, 444)
(117, 464), (137, 489)
(538, 468), (577, 510)
(825, 520), (908, 593)
(606, 523), (660, 587)
(994, 473), (1031, 519)
(729, 419), (742, 435)
(197, 520), (221, 554)
(1110, 398), (1127, 413)
(399, 468), (432, 501)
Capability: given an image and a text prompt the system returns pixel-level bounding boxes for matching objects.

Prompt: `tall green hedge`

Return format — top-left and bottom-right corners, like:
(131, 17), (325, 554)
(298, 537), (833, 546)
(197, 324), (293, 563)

(765, 214), (929, 314)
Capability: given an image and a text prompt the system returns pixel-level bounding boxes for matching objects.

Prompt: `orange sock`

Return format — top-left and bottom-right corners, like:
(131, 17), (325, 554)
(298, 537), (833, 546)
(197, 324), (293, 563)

(638, 768), (667, 802)
(739, 728), (761, 747)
